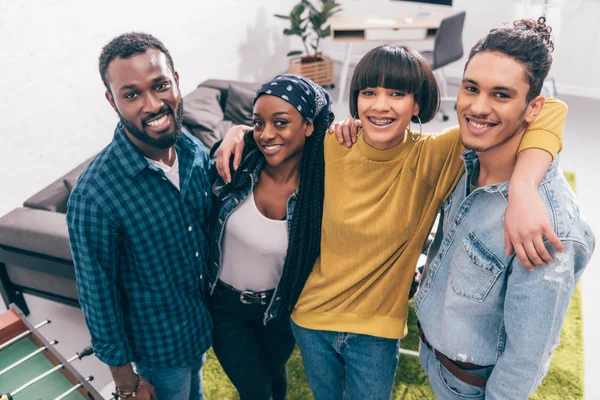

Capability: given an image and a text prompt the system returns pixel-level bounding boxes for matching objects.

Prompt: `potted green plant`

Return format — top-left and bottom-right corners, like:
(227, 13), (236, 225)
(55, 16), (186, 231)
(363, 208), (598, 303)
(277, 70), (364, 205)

(275, 0), (342, 86)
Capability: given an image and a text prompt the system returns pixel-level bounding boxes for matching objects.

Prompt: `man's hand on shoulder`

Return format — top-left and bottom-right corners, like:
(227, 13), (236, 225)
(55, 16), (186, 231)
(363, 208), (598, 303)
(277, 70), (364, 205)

(328, 115), (361, 148)
(505, 184), (564, 270)
(215, 124), (252, 183)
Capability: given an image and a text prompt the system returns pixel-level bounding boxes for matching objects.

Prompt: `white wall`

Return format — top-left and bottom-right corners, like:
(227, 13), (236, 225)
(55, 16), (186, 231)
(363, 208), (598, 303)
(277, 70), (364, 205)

(325, 0), (600, 97)
(0, 0), (298, 216)
(1, 0), (599, 216)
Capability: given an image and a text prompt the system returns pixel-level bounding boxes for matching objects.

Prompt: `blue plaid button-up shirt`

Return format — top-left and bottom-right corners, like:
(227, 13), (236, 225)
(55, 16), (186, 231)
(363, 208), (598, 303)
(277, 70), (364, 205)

(67, 123), (213, 367)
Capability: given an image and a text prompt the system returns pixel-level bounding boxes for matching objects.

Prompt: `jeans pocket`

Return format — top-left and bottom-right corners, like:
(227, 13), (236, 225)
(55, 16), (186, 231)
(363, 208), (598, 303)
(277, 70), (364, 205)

(450, 232), (505, 302)
(437, 362), (485, 399)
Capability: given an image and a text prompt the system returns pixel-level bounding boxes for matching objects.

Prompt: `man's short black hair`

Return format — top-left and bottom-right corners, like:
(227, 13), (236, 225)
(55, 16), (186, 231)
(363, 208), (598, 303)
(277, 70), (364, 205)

(99, 32), (175, 91)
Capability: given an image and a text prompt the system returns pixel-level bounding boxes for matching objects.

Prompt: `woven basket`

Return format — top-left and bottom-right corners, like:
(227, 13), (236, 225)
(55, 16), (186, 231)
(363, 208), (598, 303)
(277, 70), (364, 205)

(288, 55), (334, 87)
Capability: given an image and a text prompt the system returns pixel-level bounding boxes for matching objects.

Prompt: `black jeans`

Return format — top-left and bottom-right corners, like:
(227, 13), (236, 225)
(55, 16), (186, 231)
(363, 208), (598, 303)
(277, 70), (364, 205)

(208, 282), (296, 400)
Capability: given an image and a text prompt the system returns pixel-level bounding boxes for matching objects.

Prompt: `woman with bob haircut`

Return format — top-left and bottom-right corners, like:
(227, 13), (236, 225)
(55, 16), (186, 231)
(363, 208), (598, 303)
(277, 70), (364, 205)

(215, 44), (566, 399)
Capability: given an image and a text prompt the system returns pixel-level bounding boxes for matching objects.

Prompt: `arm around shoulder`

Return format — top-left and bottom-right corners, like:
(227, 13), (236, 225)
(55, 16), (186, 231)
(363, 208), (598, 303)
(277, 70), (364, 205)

(518, 98), (568, 159)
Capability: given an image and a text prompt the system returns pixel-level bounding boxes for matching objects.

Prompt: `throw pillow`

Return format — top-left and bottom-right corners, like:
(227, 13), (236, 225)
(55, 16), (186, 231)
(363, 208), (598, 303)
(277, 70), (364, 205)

(182, 87), (224, 131)
(223, 84), (256, 126)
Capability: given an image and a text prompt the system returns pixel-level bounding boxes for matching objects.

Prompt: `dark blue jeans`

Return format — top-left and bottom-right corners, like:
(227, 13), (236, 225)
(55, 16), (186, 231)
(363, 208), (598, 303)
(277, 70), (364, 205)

(136, 354), (205, 400)
(291, 319), (400, 400)
(208, 282), (296, 400)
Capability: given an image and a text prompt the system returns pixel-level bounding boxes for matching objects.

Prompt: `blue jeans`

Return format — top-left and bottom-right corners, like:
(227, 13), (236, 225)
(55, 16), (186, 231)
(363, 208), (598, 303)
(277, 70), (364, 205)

(290, 320), (400, 400)
(420, 342), (492, 400)
(136, 354), (206, 400)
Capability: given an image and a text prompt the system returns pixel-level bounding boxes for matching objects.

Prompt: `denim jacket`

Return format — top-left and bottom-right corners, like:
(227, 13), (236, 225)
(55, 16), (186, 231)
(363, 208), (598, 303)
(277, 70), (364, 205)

(208, 149), (298, 324)
(415, 150), (595, 400)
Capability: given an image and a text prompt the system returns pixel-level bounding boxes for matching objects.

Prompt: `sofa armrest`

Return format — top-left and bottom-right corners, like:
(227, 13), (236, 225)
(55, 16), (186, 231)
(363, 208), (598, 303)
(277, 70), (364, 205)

(23, 156), (95, 213)
(23, 180), (70, 214)
(0, 208), (72, 261)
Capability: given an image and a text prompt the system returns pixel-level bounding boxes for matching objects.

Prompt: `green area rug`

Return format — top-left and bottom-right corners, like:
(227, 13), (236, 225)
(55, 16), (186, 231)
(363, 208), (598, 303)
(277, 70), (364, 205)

(203, 171), (583, 399)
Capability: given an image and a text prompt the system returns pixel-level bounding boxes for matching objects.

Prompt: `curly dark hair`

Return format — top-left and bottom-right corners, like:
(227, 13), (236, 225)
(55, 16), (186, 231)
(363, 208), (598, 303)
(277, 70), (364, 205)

(467, 17), (554, 102)
(99, 32), (175, 91)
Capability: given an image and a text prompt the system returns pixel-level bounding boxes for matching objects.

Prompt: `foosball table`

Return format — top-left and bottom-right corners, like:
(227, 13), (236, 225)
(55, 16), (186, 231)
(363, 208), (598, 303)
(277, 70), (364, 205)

(0, 305), (103, 400)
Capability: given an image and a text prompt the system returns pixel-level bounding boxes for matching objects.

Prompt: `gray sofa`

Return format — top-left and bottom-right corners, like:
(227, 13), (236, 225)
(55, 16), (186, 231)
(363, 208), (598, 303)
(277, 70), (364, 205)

(0, 79), (259, 314)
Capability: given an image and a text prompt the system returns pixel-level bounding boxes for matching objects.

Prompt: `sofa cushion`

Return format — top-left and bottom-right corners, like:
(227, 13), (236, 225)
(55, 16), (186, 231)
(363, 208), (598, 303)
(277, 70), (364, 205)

(6, 264), (78, 300)
(186, 119), (234, 152)
(0, 208), (72, 261)
(223, 84), (256, 126)
(63, 176), (77, 193)
(24, 156), (94, 213)
(182, 87), (224, 131)
(198, 79), (260, 110)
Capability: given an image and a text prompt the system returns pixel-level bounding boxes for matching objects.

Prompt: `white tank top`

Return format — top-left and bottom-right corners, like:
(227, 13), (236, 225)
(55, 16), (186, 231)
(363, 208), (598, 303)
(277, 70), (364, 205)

(219, 191), (289, 292)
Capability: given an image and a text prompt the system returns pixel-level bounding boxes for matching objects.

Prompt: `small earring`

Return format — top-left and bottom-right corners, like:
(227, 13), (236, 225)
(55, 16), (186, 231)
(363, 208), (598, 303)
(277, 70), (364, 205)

(409, 115), (423, 142)
(357, 126), (363, 136)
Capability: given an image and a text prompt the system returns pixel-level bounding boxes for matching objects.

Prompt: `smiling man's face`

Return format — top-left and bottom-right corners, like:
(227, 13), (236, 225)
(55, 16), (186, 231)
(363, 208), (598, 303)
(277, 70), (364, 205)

(105, 48), (183, 149)
(457, 51), (536, 154)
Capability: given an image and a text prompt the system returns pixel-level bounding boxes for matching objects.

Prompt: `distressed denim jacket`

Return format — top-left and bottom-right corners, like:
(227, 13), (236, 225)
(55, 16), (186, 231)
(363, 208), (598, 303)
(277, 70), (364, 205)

(415, 150), (595, 400)
(208, 149), (298, 324)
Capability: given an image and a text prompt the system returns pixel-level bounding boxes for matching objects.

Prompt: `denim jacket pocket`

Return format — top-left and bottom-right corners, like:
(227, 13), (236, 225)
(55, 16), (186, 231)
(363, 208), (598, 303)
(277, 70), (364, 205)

(451, 232), (505, 302)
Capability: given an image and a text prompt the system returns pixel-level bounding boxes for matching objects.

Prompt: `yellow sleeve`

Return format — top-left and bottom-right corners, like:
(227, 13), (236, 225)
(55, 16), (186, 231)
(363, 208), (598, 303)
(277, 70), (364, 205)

(518, 97), (568, 159)
(413, 126), (465, 202)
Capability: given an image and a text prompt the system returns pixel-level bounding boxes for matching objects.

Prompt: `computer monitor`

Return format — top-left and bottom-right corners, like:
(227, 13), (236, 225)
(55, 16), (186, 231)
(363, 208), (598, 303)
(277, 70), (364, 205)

(398, 0), (452, 5)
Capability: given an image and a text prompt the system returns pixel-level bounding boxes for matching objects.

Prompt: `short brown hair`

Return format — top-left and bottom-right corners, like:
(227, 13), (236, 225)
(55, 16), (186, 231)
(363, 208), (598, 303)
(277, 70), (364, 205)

(349, 45), (439, 123)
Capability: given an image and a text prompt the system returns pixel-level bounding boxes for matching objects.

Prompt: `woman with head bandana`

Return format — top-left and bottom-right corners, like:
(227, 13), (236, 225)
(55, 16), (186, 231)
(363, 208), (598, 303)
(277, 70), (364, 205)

(206, 74), (334, 400)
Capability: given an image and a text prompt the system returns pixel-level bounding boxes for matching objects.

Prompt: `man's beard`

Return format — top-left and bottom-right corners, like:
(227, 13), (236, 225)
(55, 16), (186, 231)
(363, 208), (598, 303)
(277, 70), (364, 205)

(118, 99), (184, 149)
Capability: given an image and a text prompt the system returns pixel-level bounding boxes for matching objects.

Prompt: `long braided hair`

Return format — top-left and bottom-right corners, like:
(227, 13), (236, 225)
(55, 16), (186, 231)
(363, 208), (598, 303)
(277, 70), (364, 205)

(223, 74), (334, 318)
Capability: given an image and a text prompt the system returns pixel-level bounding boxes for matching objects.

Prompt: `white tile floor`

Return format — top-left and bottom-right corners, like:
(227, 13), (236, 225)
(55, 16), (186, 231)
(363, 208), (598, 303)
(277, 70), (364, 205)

(5, 77), (600, 400)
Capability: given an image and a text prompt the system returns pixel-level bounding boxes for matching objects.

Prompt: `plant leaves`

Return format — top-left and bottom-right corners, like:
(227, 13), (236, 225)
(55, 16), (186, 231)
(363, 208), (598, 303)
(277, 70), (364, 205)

(274, 14), (291, 19)
(287, 50), (304, 57)
(309, 14), (323, 30)
(291, 4), (306, 18)
(302, 0), (318, 14)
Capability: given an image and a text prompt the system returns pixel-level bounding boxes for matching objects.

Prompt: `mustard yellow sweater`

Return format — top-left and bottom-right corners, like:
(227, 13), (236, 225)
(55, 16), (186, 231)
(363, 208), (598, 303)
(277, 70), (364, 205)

(292, 98), (567, 339)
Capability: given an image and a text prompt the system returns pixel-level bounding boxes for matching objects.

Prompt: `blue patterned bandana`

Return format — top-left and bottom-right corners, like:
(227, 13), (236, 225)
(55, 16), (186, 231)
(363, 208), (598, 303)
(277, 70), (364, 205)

(254, 74), (333, 125)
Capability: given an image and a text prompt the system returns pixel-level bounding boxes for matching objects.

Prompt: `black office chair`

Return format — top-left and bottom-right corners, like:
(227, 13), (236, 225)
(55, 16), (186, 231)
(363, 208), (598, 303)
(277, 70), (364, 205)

(421, 11), (467, 121)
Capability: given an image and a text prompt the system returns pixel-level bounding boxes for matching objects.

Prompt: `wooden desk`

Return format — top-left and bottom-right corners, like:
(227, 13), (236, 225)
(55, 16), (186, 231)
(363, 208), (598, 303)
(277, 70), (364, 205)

(330, 13), (446, 104)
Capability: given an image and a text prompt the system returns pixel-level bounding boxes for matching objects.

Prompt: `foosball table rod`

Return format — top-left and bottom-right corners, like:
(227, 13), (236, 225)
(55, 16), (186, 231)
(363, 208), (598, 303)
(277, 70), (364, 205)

(53, 375), (94, 400)
(0, 319), (51, 351)
(0, 345), (94, 400)
(0, 339), (59, 376)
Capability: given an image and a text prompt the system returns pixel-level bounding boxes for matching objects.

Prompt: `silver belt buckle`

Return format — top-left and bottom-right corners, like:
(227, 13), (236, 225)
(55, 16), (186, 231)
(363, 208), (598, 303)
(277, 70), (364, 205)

(240, 291), (254, 304)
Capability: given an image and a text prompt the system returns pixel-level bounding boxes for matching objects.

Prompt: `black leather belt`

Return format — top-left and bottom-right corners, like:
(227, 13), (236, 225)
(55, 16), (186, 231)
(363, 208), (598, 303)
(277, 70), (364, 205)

(417, 321), (491, 388)
(216, 280), (274, 306)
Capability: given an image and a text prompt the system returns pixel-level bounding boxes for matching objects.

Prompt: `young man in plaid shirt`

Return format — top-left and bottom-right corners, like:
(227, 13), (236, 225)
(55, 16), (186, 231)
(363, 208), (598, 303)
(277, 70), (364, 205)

(67, 32), (213, 400)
